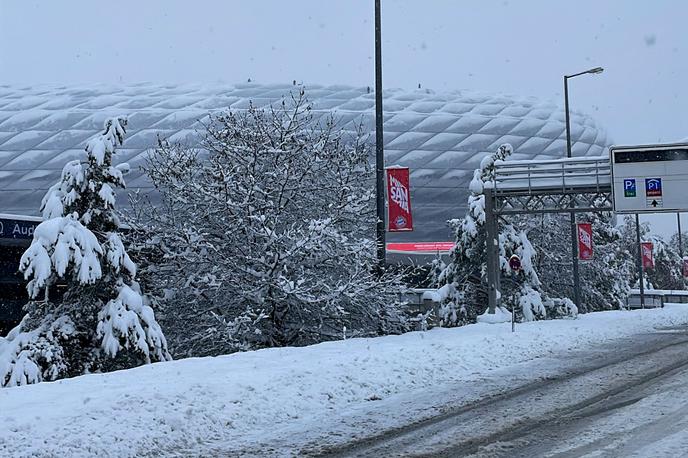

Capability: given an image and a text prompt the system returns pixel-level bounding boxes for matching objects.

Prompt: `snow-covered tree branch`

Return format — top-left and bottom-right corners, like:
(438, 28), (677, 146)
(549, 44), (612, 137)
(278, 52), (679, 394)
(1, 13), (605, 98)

(127, 91), (407, 356)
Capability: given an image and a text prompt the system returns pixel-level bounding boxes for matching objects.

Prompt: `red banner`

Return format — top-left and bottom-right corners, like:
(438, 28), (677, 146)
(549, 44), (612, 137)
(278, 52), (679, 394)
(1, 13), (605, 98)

(577, 223), (593, 260)
(641, 242), (654, 269)
(386, 167), (413, 232)
(386, 242), (454, 253)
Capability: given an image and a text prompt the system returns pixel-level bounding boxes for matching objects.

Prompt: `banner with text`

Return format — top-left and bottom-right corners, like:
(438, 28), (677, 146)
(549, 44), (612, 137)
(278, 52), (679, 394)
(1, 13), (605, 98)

(577, 222), (593, 260)
(386, 167), (414, 232)
(641, 242), (654, 269)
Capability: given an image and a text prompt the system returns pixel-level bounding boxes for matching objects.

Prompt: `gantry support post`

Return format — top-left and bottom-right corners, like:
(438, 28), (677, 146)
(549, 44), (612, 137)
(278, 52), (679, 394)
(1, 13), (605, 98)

(485, 187), (500, 314)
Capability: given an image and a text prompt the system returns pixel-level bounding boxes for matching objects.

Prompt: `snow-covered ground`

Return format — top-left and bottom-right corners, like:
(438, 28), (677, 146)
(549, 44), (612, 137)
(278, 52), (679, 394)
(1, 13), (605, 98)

(3, 306), (688, 457)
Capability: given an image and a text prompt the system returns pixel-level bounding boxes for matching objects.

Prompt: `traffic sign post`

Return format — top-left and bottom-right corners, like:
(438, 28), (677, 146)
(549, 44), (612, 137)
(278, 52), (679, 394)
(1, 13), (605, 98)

(611, 144), (688, 309)
(507, 254), (522, 333)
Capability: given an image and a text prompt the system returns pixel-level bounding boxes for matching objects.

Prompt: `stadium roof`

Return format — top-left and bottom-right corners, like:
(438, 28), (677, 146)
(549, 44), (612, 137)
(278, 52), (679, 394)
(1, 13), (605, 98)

(0, 82), (609, 245)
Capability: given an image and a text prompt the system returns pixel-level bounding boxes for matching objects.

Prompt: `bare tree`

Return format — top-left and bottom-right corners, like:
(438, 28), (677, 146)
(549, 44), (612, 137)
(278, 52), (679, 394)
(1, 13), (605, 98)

(127, 91), (407, 357)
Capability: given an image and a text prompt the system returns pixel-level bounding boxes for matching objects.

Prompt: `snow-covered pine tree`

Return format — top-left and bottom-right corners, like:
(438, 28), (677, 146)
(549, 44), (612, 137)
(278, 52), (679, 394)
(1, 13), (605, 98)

(669, 231), (688, 259)
(0, 118), (170, 388)
(577, 212), (633, 311)
(437, 144), (559, 325)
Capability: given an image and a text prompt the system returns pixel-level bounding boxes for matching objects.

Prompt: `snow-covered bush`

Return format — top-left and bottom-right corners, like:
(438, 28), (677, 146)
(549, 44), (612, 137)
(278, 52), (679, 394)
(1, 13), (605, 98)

(1, 118), (170, 388)
(437, 144), (555, 325)
(128, 91), (407, 356)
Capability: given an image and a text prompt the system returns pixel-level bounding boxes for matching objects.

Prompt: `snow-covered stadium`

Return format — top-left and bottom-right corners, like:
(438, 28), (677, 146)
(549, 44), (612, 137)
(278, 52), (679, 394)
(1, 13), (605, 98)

(0, 83), (610, 331)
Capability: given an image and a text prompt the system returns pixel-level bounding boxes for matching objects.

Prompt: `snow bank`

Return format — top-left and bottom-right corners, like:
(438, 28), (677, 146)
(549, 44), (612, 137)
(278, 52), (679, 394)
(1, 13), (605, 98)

(2, 306), (688, 457)
(477, 306), (512, 323)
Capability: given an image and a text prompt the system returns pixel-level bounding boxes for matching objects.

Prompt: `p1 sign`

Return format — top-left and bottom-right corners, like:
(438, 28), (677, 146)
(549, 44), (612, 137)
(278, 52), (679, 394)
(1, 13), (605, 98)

(645, 178), (662, 197)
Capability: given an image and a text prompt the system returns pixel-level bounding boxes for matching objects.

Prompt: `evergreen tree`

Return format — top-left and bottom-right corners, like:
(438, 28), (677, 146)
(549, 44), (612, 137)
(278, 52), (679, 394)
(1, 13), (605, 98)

(437, 144), (569, 325)
(577, 212), (633, 311)
(0, 118), (170, 388)
(619, 216), (685, 290)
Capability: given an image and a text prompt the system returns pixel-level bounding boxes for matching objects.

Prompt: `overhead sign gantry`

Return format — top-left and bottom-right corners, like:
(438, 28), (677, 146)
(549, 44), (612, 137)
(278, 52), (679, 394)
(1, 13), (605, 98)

(485, 142), (688, 315)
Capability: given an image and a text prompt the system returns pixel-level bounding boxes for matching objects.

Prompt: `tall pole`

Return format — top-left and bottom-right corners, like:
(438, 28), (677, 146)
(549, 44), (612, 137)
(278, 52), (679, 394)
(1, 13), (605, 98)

(636, 213), (645, 308)
(564, 76), (572, 159)
(374, 0), (386, 270)
(564, 75), (581, 311)
(678, 212), (684, 259)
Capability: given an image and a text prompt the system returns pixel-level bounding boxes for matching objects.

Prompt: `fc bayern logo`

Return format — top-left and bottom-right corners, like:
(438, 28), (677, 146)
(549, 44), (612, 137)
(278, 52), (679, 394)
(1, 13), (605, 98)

(395, 215), (407, 228)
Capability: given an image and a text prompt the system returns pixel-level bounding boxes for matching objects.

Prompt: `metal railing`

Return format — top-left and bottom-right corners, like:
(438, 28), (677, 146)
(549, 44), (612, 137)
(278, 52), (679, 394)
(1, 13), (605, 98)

(493, 157), (611, 195)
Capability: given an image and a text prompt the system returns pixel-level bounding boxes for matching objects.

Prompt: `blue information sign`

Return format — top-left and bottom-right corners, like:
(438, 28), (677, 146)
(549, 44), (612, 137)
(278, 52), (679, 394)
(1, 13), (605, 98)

(645, 178), (663, 197)
(0, 218), (39, 240)
(623, 179), (636, 197)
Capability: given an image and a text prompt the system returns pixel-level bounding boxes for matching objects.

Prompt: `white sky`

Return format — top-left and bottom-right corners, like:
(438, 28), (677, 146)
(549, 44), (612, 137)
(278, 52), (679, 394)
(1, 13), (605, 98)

(0, 0), (686, 236)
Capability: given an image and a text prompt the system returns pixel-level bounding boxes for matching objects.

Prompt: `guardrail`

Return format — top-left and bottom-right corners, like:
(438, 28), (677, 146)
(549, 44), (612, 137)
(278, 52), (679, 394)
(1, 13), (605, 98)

(493, 157), (611, 195)
(627, 289), (688, 308)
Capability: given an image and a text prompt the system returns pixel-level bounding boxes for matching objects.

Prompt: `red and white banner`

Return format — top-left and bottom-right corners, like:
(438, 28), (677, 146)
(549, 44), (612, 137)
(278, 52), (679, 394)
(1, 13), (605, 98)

(641, 242), (654, 269)
(577, 223), (593, 261)
(386, 167), (413, 232)
(386, 242), (454, 254)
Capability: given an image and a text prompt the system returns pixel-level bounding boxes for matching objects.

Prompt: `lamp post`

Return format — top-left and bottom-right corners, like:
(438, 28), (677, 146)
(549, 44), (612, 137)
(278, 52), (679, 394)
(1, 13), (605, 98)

(374, 0), (386, 271)
(563, 66), (604, 311)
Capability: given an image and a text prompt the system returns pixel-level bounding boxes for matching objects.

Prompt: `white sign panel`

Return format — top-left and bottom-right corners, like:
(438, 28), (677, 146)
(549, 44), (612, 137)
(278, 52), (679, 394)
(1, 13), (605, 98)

(611, 143), (688, 213)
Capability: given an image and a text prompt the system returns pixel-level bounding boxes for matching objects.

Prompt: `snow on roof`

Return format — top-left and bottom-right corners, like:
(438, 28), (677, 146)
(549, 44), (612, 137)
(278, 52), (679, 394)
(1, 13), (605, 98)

(0, 82), (610, 243)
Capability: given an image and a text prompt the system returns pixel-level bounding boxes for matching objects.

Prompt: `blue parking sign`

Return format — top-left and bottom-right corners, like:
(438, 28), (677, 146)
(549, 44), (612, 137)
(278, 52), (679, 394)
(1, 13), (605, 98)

(645, 178), (662, 197)
(623, 179), (636, 197)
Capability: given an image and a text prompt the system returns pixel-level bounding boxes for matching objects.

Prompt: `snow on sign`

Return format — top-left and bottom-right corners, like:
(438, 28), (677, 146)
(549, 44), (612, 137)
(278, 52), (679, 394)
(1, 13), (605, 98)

(611, 143), (688, 213)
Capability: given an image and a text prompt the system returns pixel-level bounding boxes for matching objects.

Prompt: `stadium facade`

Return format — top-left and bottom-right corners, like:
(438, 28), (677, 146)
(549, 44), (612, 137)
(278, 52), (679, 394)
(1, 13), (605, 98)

(0, 83), (610, 332)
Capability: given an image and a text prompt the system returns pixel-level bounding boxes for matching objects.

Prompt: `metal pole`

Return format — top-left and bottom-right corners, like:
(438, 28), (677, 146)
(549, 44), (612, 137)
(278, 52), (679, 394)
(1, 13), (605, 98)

(636, 213), (645, 309)
(564, 77), (572, 158)
(564, 75), (582, 310)
(485, 188), (499, 314)
(678, 212), (684, 259)
(511, 288), (515, 332)
(374, 0), (386, 270)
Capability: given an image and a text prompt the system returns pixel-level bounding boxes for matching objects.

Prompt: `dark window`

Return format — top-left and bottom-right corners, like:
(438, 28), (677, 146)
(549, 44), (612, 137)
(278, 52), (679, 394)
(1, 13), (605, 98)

(614, 148), (688, 163)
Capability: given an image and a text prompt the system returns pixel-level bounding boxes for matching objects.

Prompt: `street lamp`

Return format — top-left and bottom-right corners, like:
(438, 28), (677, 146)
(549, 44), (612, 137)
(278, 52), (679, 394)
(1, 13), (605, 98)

(563, 66), (604, 311)
(564, 67), (604, 158)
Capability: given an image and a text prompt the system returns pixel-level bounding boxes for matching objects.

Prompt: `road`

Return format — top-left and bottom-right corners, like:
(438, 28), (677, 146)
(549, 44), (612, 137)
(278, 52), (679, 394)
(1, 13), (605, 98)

(309, 326), (688, 458)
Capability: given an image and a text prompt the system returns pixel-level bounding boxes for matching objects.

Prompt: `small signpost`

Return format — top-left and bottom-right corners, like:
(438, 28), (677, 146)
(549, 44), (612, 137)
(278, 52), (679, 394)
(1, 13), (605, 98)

(507, 254), (522, 333)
